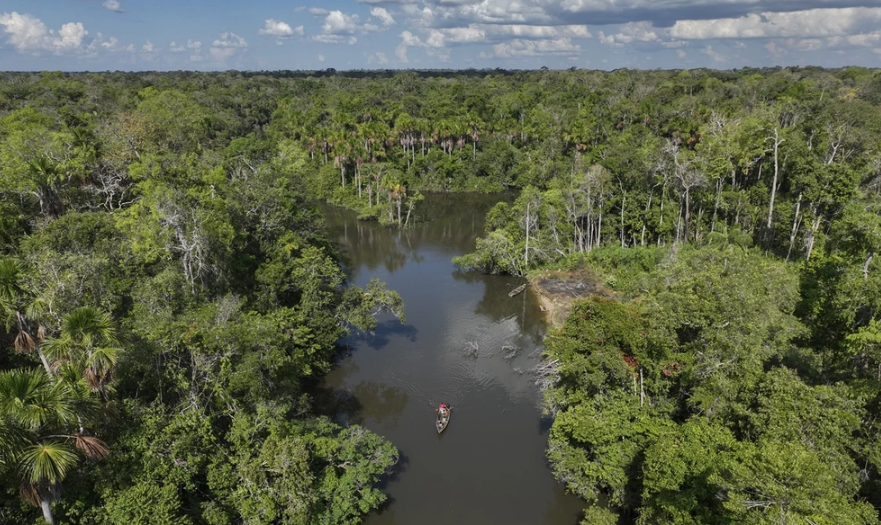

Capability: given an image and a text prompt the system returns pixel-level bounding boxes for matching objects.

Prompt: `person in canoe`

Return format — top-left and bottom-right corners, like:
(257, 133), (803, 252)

(436, 403), (453, 433)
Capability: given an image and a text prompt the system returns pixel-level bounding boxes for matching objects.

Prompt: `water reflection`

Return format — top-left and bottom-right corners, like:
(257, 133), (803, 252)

(348, 319), (419, 350)
(352, 381), (409, 427)
(319, 193), (584, 525)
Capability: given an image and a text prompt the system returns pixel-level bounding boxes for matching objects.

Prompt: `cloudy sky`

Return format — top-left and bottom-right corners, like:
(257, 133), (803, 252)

(0, 0), (880, 71)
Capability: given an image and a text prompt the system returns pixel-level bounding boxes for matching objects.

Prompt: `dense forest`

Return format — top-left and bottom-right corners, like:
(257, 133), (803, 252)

(0, 70), (409, 524)
(1, 66), (881, 524)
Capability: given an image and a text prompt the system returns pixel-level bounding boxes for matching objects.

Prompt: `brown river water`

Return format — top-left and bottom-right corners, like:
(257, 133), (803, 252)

(319, 193), (585, 525)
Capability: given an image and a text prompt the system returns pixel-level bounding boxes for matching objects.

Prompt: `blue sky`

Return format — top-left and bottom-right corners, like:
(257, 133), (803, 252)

(0, 0), (880, 71)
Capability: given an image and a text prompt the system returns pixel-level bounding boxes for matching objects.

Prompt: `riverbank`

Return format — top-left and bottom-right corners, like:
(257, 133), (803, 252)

(530, 268), (614, 328)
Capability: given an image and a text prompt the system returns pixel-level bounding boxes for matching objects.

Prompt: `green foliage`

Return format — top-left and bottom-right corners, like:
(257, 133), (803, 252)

(0, 73), (419, 524)
(713, 440), (876, 525)
(3, 67), (881, 524)
(544, 246), (878, 523)
(102, 482), (192, 525)
(638, 419), (737, 524)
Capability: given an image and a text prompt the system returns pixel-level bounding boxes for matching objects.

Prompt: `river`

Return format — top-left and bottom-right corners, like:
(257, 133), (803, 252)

(319, 193), (585, 525)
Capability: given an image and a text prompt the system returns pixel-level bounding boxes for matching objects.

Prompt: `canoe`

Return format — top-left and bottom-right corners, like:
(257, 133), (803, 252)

(436, 407), (452, 434)
(509, 283), (528, 297)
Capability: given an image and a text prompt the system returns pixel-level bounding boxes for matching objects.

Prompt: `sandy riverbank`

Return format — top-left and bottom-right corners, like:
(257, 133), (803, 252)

(530, 268), (614, 329)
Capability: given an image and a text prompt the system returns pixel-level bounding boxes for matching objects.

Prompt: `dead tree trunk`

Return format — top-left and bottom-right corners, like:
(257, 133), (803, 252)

(711, 177), (722, 232)
(766, 128), (784, 229)
(786, 192), (802, 261)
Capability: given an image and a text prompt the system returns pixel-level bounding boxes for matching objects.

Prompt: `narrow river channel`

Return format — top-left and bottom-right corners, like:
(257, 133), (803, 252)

(320, 193), (585, 525)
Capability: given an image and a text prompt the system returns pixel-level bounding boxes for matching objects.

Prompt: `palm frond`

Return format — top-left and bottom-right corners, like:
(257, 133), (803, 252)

(86, 347), (119, 384)
(13, 330), (36, 354)
(0, 417), (30, 466)
(83, 368), (101, 391)
(0, 369), (77, 430)
(41, 336), (74, 364)
(19, 441), (78, 484)
(0, 258), (23, 306)
(54, 365), (97, 407)
(25, 300), (49, 325)
(62, 307), (118, 347)
(0, 297), (13, 321)
(19, 481), (42, 507)
(73, 435), (110, 460)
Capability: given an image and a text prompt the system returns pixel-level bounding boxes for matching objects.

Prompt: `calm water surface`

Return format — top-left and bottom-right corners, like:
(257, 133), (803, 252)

(320, 194), (584, 525)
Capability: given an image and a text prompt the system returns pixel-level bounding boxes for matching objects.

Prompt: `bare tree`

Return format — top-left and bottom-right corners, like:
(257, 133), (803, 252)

(765, 127), (785, 229)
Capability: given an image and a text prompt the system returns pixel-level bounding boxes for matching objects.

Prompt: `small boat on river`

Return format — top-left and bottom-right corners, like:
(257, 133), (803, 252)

(436, 406), (452, 433)
(509, 283), (528, 297)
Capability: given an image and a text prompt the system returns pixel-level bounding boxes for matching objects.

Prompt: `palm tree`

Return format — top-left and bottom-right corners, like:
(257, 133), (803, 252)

(42, 307), (120, 397)
(0, 258), (52, 376)
(27, 157), (62, 218)
(0, 368), (108, 524)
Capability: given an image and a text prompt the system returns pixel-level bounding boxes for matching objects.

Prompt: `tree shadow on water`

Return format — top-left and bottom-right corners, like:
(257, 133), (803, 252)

(537, 415), (555, 435)
(373, 451), (411, 515)
(352, 381), (409, 426)
(312, 384), (365, 425)
(348, 319), (419, 350)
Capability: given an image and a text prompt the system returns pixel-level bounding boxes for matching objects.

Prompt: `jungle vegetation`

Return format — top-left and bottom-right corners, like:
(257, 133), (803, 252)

(1, 66), (881, 523)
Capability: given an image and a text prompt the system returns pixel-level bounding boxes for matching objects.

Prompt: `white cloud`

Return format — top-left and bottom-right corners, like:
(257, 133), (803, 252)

(418, 23), (590, 48)
(598, 21), (657, 46)
(491, 24), (590, 39)
(406, 0), (553, 28)
(210, 32), (246, 61)
(142, 40), (154, 52)
(170, 40), (202, 54)
(491, 38), (579, 57)
(58, 22), (88, 49)
(317, 53), (325, 62)
(701, 45), (724, 62)
(676, 48), (686, 59)
(426, 27), (484, 47)
(213, 32), (247, 48)
(399, 30), (424, 47)
(259, 19), (303, 38)
(323, 11), (359, 34)
(308, 8), (329, 16)
(369, 51), (390, 64)
(210, 47), (236, 60)
(85, 32), (130, 55)
(371, 7), (396, 26)
(102, 0), (123, 13)
(396, 45), (409, 61)
(0, 12), (91, 55)
(185, 40), (204, 62)
(433, 0), (881, 28)
(427, 48), (451, 62)
(396, 30), (425, 62)
(826, 31), (881, 48)
(101, 35), (120, 49)
(310, 34), (348, 44)
(670, 8), (881, 40)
